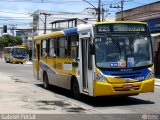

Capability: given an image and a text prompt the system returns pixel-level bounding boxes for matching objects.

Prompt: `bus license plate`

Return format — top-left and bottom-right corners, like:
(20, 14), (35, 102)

(122, 84), (133, 89)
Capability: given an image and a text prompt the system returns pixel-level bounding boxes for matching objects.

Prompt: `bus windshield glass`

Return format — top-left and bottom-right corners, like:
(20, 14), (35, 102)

(95, 35), (153, 68)
(12, 48), (26, 56)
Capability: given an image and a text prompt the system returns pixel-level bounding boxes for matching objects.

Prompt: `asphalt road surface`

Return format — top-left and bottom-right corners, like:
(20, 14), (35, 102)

(0, 60), (160, 120)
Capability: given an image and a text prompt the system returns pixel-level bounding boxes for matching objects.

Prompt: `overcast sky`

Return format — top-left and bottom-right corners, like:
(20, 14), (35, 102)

(0, 0), (159, 29)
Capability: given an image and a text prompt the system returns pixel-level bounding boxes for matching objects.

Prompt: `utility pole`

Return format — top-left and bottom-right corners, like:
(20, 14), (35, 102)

(40, 12), (52, 34)
(121, 0), (124, 21)
(9, 24), (17, 36)
(110, 0), (124, 21)
(101, 5), (105, 21)
(98, 0), (101, 22)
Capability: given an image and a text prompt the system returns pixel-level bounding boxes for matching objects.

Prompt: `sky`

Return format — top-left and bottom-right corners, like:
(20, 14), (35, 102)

(0, 0), (159, 30)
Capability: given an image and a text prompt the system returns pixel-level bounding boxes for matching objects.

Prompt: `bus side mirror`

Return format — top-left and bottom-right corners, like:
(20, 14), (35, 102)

(90, 43), (95, 55)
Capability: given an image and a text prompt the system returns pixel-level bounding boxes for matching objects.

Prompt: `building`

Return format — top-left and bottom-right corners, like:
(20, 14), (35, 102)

(50, 18), (87, 31)
(16, 29), (32, 44)
(16, 29), (33, 60)
(32, 10), (96, 36)
(116, 1), (160, 74)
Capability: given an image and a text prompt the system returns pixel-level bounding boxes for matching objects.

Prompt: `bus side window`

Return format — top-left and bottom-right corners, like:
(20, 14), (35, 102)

(56, 38), (59, 57)
(58, 37), (66, 58)
(41, 40), (47, 57)
(49, 38), (56, 57)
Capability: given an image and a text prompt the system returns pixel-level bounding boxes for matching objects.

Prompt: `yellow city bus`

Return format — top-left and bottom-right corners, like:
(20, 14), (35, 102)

(33, 21), (154, 99)
(4, 45), (27, 64)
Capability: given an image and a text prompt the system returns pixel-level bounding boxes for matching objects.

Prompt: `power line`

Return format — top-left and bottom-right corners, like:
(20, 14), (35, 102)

(0, 0), (98, 5)
(0, 10), (31, 15)
(0, 9), (90, 16)
(0, 17), (32, 19)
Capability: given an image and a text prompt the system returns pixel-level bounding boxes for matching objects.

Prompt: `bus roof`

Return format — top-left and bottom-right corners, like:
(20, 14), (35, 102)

(34, 21), (147, 41)
(34, 28), (78, 41)
(34, 31), (64, 40)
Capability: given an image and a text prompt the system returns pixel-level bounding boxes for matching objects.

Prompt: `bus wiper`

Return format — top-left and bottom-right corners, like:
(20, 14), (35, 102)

(105, 32), (120, 49)
(134, 32), (141, 39)
(105, 32), (113, 38)
(131, 32), (141, 45)
(105, 32), (116, 44)
(105, 32), (121, 54)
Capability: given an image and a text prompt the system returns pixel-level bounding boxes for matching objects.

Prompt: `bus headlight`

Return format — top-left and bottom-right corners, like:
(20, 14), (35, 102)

(95, 72), (108, 82)
(146, 72), (154, 80)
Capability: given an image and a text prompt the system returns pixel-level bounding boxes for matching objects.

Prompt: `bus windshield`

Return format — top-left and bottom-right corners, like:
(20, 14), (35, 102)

(12, 48), (26, 56)
(95, 35), (153, 68)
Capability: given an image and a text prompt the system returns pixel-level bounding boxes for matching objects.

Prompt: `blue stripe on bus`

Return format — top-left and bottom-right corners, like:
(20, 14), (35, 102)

(40, 61), (56, 74)
(101, 68), (150, 80)
(63, 27), (77, 36)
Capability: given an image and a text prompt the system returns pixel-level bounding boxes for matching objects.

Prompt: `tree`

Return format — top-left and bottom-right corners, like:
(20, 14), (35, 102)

(14, 36), (23, 45)
(0, 34), (22, 47)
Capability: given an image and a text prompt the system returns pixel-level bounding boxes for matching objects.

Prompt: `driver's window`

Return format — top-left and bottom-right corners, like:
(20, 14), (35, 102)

(95, 38), (105, 62)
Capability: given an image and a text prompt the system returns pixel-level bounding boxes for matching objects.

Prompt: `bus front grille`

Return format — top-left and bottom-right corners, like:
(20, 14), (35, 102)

(113, 85), (141, 91)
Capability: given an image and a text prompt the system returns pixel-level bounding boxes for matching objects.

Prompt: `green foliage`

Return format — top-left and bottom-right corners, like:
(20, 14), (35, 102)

(0, 34), (22, 47)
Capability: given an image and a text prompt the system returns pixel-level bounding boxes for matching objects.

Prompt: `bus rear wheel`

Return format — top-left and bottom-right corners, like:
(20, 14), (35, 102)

(43, 72), (50, 89)
(72, 79), (81, 100)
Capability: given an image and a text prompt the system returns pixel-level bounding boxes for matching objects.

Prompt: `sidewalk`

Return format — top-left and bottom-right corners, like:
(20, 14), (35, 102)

(0, 58), (32, 65)
(0, 72), (93, 114)
(25, 60), (32, 65)
(155, 77), (160, 87)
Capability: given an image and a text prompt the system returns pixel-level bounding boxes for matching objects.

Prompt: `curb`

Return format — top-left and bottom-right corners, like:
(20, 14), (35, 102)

(155, 83), (160, 87)
(25, 61), (33, 64)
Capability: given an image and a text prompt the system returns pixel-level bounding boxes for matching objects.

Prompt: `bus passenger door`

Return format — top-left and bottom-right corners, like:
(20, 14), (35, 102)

(80, 38), (93, 94)
(34, 44), (40, 80)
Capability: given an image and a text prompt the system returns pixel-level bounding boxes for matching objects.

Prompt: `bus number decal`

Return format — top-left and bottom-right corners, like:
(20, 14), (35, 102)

(55, 63), (63, 69)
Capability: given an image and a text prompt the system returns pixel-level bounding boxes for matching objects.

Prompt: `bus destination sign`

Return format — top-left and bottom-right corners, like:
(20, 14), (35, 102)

(97, 24), (146, 33)
(113, 24), (146, 32)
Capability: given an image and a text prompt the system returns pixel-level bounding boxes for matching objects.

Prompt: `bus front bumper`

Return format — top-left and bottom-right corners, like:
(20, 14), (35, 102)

(12, 58), (26, 63)
(93, 78), (154, 97)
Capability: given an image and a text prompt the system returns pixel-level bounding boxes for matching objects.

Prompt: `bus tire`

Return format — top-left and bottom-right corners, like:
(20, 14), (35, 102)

(43, 72), (50, 90)
(71, 78), (81, 99)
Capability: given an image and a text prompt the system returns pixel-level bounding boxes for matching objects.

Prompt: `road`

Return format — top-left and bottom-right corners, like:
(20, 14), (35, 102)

(0, 60), (38, 84)
(0, 60), (160, 120)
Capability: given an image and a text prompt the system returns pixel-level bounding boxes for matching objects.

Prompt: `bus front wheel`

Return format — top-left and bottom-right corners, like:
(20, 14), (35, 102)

(43, 72), (50, 90)
(72, 79), (81, 99)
